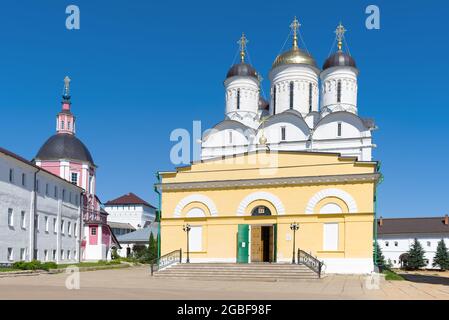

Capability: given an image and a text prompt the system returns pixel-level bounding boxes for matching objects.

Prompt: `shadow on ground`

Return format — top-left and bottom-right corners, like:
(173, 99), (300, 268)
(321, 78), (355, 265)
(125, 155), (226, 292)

(399, 273), (449, 286)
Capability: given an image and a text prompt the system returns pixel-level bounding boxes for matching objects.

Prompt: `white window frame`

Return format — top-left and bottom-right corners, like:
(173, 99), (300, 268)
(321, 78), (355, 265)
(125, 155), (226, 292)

(20, 248), (26, 261)
(188, 226), (203, 252)
(323, 223), (339, 251)
(21, 211), (26, 229)
(7, 248), (13, 261)
(45, 216), (49, 233)
(8, 208), (13, 227)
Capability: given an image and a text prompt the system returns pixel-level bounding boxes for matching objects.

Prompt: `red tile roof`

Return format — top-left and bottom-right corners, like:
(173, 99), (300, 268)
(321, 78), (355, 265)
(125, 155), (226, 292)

(377, 216), (449, 235)
(105, 192), (155, 208)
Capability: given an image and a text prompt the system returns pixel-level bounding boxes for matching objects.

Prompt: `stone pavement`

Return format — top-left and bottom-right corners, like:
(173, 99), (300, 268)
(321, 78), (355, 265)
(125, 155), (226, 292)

(0, 266), (449, 300)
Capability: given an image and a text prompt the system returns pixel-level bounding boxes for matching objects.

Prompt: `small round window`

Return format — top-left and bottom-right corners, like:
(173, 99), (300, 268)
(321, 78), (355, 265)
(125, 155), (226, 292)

(251, 206), (271, 216)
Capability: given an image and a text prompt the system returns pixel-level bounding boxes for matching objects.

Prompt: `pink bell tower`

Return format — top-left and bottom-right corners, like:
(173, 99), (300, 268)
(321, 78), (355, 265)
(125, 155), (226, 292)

(56, 76), (76, 135)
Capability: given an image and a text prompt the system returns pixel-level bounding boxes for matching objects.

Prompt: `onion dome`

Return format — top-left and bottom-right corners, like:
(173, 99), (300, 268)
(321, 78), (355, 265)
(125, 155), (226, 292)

(226, 63), (258, 79)
(36, 133), (94, 164)
(323, 51), (356, 70)
(272, 17), (317, 69)
(225, 33), (259, 80)
(323, 23), (357, 70)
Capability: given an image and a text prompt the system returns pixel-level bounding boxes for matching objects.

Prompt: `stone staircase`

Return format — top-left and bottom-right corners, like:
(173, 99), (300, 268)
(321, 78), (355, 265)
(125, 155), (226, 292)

(153, 263), (321, 281)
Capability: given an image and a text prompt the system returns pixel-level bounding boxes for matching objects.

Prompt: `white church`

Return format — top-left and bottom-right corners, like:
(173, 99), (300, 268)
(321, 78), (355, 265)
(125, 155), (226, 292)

(201, 19), (376, 161)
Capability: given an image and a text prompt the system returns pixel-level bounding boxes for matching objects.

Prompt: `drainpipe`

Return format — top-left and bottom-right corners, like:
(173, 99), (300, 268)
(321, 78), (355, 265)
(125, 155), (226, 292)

(154, 172), (162, 259)
(373, 161), (383, 268)
(30, 168), (41, 261)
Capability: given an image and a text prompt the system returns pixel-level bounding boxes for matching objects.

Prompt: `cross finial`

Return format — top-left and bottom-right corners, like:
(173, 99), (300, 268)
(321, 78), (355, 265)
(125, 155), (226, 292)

(335, 22), (346, 51)
(237, 33), (248, 63)
(290, 17), (301, 49)
(63, 76), (71, 98)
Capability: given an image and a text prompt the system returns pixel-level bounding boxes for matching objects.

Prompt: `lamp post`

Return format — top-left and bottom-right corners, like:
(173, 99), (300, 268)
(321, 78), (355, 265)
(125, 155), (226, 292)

(183, 224), (191, 263)
(290, 222), (299, 264)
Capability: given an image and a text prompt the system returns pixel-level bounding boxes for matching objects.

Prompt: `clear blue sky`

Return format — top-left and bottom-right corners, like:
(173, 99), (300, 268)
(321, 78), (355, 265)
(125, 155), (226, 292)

(0, 0), (448, 217)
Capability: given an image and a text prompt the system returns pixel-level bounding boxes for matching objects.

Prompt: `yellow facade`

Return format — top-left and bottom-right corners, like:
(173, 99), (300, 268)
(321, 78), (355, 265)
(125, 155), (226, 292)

(158, 151), (380, 274)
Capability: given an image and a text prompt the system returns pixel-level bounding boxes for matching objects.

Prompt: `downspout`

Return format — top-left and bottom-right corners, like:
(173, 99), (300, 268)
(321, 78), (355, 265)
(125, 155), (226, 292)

(31, 168), (41, 261)
(373, 161), (383, 268)
(154, 172), (162, 259)
(78, 191), (84, 263)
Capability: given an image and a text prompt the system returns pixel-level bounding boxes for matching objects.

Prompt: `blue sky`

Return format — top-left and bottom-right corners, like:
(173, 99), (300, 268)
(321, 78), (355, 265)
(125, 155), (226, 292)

(0, 0), (448, 217)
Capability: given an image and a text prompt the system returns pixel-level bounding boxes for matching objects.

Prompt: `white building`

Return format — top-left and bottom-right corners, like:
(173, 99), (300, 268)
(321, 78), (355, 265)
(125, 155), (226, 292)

(377, 216), (449, 269)
(104, 193), (156, 231)
(0, 147), (82, 264)
(201, 21), (376, 162)
(116, 225), (158, 258)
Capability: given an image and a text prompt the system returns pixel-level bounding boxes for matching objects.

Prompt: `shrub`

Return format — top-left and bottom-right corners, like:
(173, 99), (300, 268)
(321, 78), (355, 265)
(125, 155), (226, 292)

(40, 262), (57, 271)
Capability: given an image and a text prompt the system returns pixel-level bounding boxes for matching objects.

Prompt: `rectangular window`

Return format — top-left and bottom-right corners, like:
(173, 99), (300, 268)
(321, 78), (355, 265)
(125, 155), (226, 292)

(21, 211), (26, 229)
(8, 208), (13, 227)
(309, 83), (313, 112)
(35, 215), (39, 231)
(61, 250), (64, 260)
(337, 81), (342, 103)
(7, 248), (13, 261)
(9, 169), (14, 183)
(71, 173), (78, 185)
(228, 131), (233, 144)
(52, 250), (56, 261)
(74, 250), (77, 259)
(54, 186), (58, 198)
(323, 223), (339, 251)
(273, 86), (277, 115)
(281, 126), (286, 141)
(44, 250), (48, 261)
(45, 183), (49, 196)
(62, 189), (66, 201)
(53, 218), (57, 234)
(34, 249), (38, 260)
(189, 226), (203, 252)
(91, 227), (97, 236)
(61, 220), (65, 234)
(236, 89), (240, 110)
(68, 222), (71, 236)
(45, 216), (49, 232)
(289, 82), (294, 109)
(20, 248), (26, 261)
(74, 223), (78, 237)
(36, 179), (39, 192)
(61, 120), (65, 130)
(67, 250), (71, 260)
(337, 122), (342, 137)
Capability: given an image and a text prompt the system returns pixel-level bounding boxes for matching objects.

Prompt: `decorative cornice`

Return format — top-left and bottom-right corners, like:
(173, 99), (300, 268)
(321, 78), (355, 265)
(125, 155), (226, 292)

(156, 172), (381, 191)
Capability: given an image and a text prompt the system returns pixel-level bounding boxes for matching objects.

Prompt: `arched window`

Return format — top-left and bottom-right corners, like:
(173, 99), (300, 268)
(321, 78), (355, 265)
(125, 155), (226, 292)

(61, 120), (65, 130)
(309, 83), (313, 112)
(237, 89), (240, 110)
(337, 80), (342, 103)
(289, 82), (294, 109)
(251, 206), (271, 216)
(273, 86), (276, 114)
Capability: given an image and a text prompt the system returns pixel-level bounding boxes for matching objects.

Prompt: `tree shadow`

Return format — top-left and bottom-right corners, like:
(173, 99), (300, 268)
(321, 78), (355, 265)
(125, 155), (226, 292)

(398, 273), (449, 286)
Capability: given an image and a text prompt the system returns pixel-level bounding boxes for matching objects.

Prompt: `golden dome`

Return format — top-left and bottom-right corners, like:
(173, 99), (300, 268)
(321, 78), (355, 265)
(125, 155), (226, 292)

(272, 47), (317, 69)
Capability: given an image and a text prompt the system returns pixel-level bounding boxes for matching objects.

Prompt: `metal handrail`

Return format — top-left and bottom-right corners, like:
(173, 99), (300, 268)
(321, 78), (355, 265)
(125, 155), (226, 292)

(297, 249), (324, 278)
(150, 249), (182, 276)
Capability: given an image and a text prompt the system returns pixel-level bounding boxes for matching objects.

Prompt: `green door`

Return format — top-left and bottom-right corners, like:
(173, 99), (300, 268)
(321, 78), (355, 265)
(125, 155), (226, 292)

(237, 224), (249, 263)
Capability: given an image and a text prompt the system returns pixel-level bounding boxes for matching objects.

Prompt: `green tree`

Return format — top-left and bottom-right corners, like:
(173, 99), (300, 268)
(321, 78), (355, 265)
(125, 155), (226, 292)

(406, 238), (427, 270)
(433, 239), (449, 270)
(148, 232), (158, 262)
(374, 241), (385, 267)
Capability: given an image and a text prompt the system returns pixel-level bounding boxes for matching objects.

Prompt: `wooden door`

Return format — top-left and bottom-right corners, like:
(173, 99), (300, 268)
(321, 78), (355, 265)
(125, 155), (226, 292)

(251, 226), (262, 262)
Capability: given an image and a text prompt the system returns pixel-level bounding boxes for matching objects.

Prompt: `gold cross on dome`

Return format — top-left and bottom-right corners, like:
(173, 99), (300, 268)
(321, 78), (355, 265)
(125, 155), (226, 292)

(237, 33), (248, 63)
(290, 17), (301, 48)
(335, 22), (346, 51)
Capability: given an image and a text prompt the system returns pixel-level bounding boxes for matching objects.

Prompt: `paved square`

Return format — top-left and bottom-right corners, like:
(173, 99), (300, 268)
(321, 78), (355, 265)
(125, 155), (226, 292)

(1, 267), (449, 300)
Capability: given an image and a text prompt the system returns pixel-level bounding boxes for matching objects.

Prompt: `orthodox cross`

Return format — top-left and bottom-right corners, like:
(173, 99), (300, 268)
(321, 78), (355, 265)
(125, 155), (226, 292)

(290, 17), (301, 48)
(237, 33), (248, 63)
(63, 76), (71, 97)
(335, 22), (346, 51)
